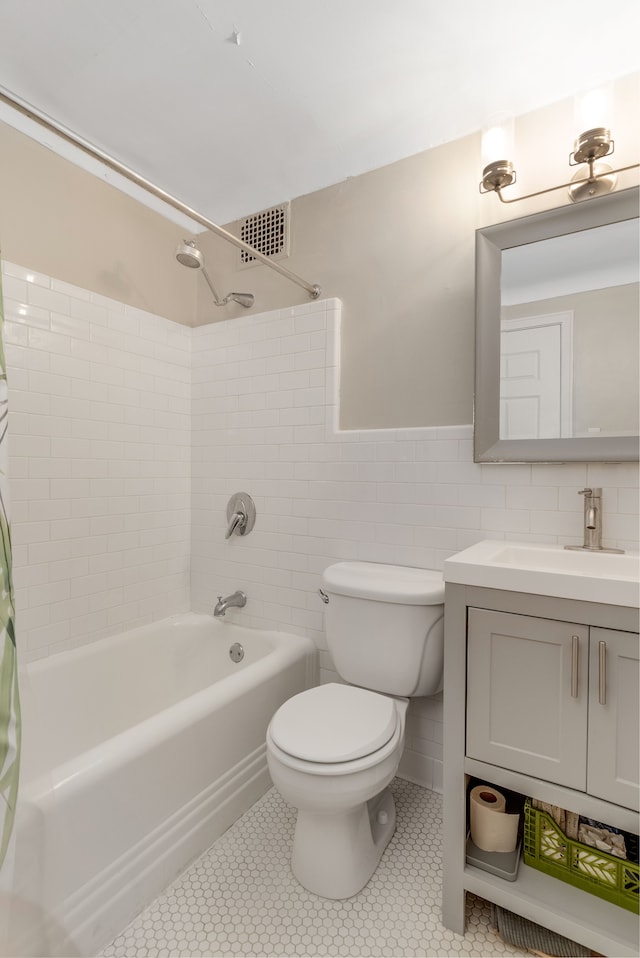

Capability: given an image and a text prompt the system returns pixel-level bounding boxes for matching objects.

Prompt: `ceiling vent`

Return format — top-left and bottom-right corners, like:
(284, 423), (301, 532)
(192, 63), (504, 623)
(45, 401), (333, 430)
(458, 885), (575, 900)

(239, 202), (290, 268)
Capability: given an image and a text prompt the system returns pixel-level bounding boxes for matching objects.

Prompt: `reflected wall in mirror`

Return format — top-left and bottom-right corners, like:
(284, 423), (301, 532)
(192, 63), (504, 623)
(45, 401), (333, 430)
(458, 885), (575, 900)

(474, 187), (640, 462)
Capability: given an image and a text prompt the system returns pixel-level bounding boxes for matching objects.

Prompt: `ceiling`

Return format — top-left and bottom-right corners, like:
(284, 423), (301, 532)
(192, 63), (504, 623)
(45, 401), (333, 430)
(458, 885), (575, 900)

(0, 0), (639, 227)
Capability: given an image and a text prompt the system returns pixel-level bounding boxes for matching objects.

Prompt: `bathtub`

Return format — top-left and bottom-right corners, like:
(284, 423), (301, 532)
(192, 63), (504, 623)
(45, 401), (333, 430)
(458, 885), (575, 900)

(9, 613), (316, 957)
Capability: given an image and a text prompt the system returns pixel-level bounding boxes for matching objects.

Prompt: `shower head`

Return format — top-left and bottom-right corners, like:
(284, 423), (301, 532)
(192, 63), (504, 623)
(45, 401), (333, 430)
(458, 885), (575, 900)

(175, 239), (204, 269)
(175, 239), (254, 309)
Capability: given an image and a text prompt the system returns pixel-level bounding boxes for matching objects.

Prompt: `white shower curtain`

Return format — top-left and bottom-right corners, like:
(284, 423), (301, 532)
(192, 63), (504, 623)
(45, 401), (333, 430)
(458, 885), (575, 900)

(0, 257), (20, 936)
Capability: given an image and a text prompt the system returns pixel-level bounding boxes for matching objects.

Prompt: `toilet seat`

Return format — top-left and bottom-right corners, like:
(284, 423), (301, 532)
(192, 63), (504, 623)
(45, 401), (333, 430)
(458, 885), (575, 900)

(267, 719), (403, 777)
(270, 683), (397, 763)
(268, 683), (400, 766)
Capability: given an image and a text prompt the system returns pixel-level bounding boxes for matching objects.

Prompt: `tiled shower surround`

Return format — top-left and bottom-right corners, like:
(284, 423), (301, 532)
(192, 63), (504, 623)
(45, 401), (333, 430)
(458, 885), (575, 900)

(4, 262), (639, 789)
(2, 262), (191, 661)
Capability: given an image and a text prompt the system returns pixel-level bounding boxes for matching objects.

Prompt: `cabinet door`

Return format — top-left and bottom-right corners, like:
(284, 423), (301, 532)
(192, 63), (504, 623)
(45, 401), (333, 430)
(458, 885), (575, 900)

(466, 609), (588, 788)
(587, 628), (639, 811)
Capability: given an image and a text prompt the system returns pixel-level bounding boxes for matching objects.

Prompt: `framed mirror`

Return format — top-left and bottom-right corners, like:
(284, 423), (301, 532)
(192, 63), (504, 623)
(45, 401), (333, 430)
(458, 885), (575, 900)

(474, 187), (639, 462)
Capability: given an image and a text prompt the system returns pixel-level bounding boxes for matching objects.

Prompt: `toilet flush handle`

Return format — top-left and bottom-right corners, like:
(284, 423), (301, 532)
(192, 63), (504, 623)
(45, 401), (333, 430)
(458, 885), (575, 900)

(318, 588), (329, 604)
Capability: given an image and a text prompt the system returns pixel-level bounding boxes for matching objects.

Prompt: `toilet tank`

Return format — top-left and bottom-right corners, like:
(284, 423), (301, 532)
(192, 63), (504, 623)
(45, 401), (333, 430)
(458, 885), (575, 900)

(321, 561), (445, 697)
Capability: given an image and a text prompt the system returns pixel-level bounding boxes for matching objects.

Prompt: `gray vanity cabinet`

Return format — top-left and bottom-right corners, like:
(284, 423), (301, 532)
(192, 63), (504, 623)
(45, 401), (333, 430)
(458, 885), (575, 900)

(443, 584), (640, 958)
(466, 609), (588, 789)
(587, 627), (639, 810)
(466, 609), (639, 807)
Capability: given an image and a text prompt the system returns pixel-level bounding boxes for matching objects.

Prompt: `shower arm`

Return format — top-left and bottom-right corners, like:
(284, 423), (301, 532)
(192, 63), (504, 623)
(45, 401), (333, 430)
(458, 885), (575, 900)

(199, 264), (225, 305)
(0, 85), (321, 300)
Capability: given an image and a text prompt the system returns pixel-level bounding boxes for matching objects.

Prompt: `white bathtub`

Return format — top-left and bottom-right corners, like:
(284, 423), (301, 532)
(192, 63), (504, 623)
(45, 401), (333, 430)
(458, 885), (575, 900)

(9, 613), (316, 957)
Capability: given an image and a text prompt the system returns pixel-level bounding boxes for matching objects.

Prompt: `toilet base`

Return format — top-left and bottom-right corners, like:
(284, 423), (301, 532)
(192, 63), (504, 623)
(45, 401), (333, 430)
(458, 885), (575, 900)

(291, 787), (396, 899)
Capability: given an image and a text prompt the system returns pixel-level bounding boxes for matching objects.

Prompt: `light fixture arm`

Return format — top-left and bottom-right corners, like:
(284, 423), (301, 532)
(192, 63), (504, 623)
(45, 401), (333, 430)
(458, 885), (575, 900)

(481, 122), (639, 204)
(492, 161), (640, 204)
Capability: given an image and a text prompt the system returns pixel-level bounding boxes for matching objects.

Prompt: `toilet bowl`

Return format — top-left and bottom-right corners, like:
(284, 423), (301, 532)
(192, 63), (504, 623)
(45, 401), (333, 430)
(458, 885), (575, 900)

(266, 561), (445, 900)
(266, 683), (409, 899)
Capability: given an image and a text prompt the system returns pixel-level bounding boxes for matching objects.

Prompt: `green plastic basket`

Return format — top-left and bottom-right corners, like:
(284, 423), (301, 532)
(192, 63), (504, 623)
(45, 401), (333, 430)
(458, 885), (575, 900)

(523, 799), (639, 914)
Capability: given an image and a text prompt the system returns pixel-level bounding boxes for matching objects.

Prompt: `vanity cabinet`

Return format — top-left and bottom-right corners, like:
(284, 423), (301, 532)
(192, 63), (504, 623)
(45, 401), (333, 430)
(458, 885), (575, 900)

(443, 583), (640, 958)
(587, 627), (639, 810)
(466, 610), (639, 807)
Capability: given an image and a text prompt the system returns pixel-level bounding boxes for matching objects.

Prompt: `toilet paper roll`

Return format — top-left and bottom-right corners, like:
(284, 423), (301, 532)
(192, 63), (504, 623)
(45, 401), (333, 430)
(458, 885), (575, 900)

(469, 785), (519, 853)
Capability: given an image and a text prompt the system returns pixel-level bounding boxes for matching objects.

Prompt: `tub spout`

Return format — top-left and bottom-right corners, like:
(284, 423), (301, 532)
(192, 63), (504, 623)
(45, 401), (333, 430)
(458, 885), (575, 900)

(214, 591), (247, 618)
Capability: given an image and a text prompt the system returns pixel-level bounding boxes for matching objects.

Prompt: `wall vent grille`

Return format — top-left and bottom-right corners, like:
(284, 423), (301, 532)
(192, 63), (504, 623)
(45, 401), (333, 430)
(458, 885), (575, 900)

(240, 202), (289, 267)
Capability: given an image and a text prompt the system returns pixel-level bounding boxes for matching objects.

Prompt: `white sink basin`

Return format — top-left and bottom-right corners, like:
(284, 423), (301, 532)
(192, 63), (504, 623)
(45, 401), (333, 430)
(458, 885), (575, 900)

(444, 540), (640, 607)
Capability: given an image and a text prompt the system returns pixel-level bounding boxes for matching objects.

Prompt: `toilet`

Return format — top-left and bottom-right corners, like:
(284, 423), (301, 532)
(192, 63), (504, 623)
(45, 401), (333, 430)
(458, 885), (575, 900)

(266, 560), (444, 899)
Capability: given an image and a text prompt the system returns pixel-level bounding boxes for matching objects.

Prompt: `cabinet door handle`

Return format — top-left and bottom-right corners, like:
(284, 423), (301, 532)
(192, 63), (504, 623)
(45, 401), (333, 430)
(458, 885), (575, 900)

(571, 634), (579, 698)
(599, 639), (607, 706)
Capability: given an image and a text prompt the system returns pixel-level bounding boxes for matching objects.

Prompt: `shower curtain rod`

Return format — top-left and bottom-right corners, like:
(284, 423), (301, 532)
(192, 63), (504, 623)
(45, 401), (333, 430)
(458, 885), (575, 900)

(0, 86), (321, 299)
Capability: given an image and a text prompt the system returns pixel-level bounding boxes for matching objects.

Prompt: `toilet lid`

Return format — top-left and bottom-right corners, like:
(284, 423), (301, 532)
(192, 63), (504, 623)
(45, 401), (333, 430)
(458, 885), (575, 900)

(269, 683), (398, 763)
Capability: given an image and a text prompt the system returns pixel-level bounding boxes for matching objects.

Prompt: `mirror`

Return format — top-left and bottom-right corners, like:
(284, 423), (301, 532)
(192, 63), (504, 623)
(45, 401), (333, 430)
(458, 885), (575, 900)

(474, 187), (639, 462)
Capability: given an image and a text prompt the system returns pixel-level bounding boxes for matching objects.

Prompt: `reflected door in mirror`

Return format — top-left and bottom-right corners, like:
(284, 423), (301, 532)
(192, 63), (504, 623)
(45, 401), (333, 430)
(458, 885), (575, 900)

(500, 313), (573, 439)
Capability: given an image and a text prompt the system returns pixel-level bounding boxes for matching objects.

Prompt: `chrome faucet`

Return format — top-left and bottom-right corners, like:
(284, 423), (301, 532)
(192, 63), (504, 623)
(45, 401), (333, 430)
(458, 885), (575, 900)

(213, 590), (247, 618)
(565, 488), (624, 553)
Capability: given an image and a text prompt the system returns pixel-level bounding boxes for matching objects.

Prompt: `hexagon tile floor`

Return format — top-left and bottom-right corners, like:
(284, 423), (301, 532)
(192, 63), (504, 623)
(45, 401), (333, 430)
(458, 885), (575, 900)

(102, 779), (530, 958)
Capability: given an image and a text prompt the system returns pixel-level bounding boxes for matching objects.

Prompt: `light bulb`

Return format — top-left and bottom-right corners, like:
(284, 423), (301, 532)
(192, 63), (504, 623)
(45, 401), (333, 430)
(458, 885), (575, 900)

(480, 114), (516, 193)
(574, 84), (613, 137)
(481, 114), (514, 167)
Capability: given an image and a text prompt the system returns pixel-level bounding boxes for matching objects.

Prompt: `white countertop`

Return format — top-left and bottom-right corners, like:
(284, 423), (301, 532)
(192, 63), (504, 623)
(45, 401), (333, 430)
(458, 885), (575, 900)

(444, 540), (640, 608)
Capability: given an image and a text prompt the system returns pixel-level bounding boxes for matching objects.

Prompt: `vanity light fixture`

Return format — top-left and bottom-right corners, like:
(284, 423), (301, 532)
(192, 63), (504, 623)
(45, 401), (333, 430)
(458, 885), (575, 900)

(480, 91), (639, 204)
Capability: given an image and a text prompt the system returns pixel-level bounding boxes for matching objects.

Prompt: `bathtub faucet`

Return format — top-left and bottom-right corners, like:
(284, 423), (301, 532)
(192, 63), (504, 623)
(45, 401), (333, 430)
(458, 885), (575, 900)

(213, 591), (247, 618)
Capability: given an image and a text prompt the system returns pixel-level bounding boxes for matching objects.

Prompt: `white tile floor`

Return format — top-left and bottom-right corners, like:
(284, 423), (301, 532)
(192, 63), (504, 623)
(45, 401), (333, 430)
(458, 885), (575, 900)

(102, 779), (529, 958)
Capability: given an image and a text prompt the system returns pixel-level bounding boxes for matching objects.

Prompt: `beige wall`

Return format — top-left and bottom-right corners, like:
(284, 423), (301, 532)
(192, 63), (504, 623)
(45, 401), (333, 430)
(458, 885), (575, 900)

(1, 72), (638, 428)
(199, 133), (481, 429)
(202, 72), (639, 429)
(0, 121), (195, 325)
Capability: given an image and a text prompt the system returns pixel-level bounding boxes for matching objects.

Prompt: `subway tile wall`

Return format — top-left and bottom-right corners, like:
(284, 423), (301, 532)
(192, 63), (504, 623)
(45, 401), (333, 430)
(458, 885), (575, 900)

(190, 298), (639, 791)
(2, 262), (191, 663)
(3, 265), (638, 789)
